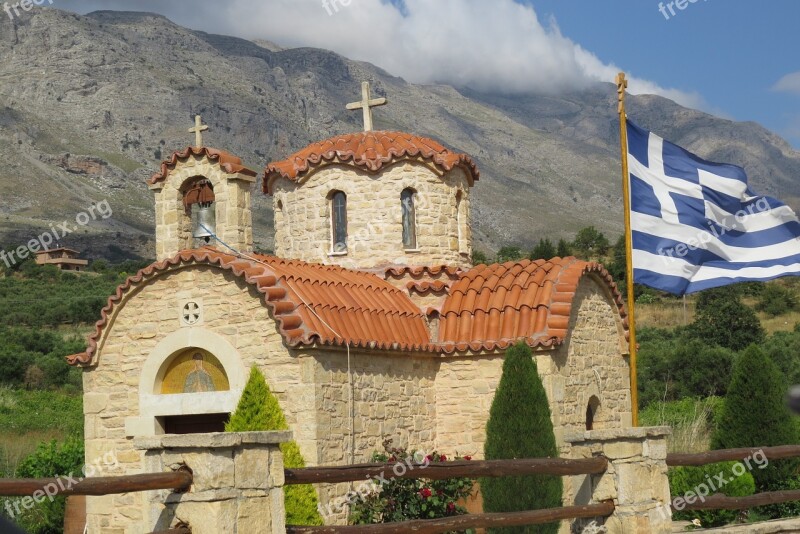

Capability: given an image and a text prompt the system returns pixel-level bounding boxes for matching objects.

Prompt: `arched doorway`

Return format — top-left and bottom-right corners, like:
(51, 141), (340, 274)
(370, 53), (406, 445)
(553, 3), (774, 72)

(586, 396), (601, 431)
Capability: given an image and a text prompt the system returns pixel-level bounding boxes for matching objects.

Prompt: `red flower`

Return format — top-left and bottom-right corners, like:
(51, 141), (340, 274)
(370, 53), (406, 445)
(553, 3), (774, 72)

(439, 454), (447, 462)
(388, 455), (397, 463)
(419, 487), (432, 499)
(425, 454), (434, 462)
(463, 455), (472, 461)
(447, 502), (456, 513)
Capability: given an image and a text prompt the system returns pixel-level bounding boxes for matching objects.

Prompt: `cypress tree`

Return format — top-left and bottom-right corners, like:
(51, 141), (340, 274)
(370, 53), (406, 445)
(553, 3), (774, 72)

(712, 345), (799, 490)
(481, 342), (562, 533)
(227, 367), (323, 525)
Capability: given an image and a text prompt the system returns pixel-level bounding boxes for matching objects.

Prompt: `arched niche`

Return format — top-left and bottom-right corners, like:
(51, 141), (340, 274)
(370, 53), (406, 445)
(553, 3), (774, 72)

(124, 328), (247, 437)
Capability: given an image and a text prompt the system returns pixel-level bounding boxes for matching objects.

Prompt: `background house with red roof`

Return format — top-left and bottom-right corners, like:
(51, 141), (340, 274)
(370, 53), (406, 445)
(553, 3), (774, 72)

(69, 106), (635, 532)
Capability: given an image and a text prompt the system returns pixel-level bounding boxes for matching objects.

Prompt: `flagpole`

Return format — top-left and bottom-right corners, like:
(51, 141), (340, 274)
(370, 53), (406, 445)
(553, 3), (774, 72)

(616, 72), (639, 427)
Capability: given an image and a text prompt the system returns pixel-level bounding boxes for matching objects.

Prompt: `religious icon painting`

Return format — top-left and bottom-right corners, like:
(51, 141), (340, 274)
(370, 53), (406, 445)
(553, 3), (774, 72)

(160, 348), (230, 394)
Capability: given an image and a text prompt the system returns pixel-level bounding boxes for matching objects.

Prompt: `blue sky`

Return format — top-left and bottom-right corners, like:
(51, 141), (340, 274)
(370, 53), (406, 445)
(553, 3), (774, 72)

(52, 0), (800, 146)
(530, 0), (800, 144)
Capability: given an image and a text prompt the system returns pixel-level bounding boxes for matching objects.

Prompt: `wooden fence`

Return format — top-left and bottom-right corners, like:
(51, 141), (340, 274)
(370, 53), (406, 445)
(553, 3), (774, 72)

(3, 444), (800, 533)
(666, 444), (800, 512)
(284, 457), (614, 533)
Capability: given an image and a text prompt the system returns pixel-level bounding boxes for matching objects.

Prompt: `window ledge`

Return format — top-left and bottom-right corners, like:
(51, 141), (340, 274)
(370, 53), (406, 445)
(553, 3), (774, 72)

(404, 248), (422, 253)
(328, 251), (348, 257)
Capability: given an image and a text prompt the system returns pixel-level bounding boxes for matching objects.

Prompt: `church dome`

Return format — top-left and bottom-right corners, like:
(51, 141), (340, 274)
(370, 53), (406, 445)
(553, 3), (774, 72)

(263, 130), (479, 194)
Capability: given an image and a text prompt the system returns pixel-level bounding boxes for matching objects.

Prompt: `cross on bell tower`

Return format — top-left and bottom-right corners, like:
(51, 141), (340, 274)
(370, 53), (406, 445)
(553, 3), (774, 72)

(188, 115), (209, 147)
(346, 81), (387, 132)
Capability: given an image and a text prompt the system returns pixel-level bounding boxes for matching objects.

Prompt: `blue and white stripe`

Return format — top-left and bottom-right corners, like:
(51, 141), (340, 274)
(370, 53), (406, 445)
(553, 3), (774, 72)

(627, 119), (800, 295)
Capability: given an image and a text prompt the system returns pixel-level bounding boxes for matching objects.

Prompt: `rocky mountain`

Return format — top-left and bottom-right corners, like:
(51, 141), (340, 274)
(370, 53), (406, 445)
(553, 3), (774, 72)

(1, 8), (799, 262)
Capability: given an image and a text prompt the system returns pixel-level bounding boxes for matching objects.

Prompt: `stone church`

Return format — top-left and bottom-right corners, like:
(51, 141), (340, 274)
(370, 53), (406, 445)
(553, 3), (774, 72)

(68, 85), (633, 532)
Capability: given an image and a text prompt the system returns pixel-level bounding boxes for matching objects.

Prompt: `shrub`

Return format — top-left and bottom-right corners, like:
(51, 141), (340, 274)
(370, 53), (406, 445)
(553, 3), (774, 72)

(11, 437), (84, 534)
(226, 367), (323, 526)
(571, 226), (609, 257)
(712, 346), (799, 494)
(640, 397), (722, 453)
(496, 246), (523, 263)
(481, 342), (562, 534)
(688, 287), (765, 351)
(349, 440), (474, 525)
(669, 461), (755, 528)
(529, 239), (556, 260)
(756, 283), (798, 317)
(556, 239), (571, 258)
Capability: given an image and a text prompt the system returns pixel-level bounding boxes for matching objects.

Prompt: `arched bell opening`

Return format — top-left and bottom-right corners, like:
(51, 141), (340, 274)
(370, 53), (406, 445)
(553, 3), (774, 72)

(181, 177), (216, 245)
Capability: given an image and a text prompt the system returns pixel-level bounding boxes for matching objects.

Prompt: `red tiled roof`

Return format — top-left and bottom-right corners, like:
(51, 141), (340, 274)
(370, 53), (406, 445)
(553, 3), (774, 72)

(263, 131), (480, 194)
(437, 258), (627, 354)
(67, 249), (432, 366)
(66, 254), (626, 365)
(148, 147), (257, 186)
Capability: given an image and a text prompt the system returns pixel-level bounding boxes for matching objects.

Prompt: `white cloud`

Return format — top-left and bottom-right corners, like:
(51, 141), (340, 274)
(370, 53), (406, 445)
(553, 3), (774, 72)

(55, 0), (706, 109)
(773, 72), (800, 95)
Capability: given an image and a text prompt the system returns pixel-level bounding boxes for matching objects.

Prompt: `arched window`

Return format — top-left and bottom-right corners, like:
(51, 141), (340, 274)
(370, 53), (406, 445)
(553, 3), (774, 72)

(401, 188), (417, 249)
(456, 191), (467, 253)
(331, 191), (348, 253)
(586, 396), (601, 430)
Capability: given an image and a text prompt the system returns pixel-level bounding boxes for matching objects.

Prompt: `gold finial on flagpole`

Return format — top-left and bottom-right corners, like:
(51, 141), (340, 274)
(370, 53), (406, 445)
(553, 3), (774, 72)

(616, 72), (628, 114)
(616, 71), (639, 427)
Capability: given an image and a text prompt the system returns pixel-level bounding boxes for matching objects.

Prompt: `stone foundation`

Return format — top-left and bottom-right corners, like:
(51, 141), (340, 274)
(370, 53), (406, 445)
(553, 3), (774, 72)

(132, 431), (290, 534)
(563, 426), (672, 534)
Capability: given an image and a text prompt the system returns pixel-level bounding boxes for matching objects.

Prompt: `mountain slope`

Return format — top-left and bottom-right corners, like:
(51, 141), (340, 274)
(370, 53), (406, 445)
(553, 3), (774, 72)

(1, 8), (798, 260)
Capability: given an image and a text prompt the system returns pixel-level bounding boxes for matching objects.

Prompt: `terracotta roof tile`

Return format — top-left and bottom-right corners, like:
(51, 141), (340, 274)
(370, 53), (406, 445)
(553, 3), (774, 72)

(67, 249), (434, 366)
(263, 131), (480, 194)
(148, 146), (257, 186)
(437, 258), (627, 354)
(66, 254), (627, 365)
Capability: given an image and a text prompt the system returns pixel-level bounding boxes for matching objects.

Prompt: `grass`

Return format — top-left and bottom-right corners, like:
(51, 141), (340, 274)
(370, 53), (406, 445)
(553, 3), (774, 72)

(0, 388), (83, 477)
(640, 397), (720, 454)
(0, 388), (83, 435)
(637, 298), (695, 329)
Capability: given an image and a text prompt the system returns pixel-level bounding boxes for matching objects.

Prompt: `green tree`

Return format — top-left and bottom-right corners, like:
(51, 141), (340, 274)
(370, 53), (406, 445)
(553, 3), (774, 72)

(481, 343), (562, 533)
(496, 246), (523, 263)
(756, 283), (798, 317)
(571, 226), (610, 258)
(712, 345), (798, 492)
(555, 239), (571, 258)
(608, 235), (627, 283)
(688, 286), (765, 351)
(472, 250), (489, 266)
(11, 437), (84, 534)
(226, 367), (323, 525)
(529, 239), (556, 260)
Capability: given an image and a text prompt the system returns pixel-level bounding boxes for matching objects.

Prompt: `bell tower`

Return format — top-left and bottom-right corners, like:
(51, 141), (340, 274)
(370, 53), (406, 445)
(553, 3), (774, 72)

(148, 116), (257, 261)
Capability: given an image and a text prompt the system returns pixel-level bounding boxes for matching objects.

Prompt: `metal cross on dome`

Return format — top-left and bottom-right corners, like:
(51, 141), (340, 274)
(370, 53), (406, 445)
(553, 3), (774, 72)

(346, 81), (387, 132)
(188, 115), (209, 147)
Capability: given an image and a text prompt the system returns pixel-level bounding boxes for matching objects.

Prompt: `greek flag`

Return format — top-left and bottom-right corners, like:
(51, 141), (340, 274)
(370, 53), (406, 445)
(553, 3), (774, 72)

(627, 120), (800, 295)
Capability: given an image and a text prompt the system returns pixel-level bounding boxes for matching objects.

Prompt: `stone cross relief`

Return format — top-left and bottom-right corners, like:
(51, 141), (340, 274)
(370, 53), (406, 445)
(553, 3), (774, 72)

(189, 115), (209, 146)
(182, 301), (200, 325)
(346, 81), (387, 131)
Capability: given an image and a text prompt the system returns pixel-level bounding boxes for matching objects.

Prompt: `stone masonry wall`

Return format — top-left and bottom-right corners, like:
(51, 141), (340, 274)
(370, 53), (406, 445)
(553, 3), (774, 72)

(133, 431), (291, 534)
(82, 267), (311, 533)
(434, 277), (630, 460)
(308, 349), (439, 521)
(272, 162), (473, 270)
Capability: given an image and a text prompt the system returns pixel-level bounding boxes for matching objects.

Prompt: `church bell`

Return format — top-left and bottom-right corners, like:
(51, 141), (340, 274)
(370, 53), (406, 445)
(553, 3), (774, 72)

(193, 203), (216, 243)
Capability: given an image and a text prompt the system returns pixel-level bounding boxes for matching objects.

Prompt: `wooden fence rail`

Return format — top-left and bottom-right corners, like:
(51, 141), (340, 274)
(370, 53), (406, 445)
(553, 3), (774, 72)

(678, 489), (800, 511)
(286, 501), (615, 534)
(284, 456), (608, 485)
(0, 470), (192, 497)
(666, 445), (800, 467)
